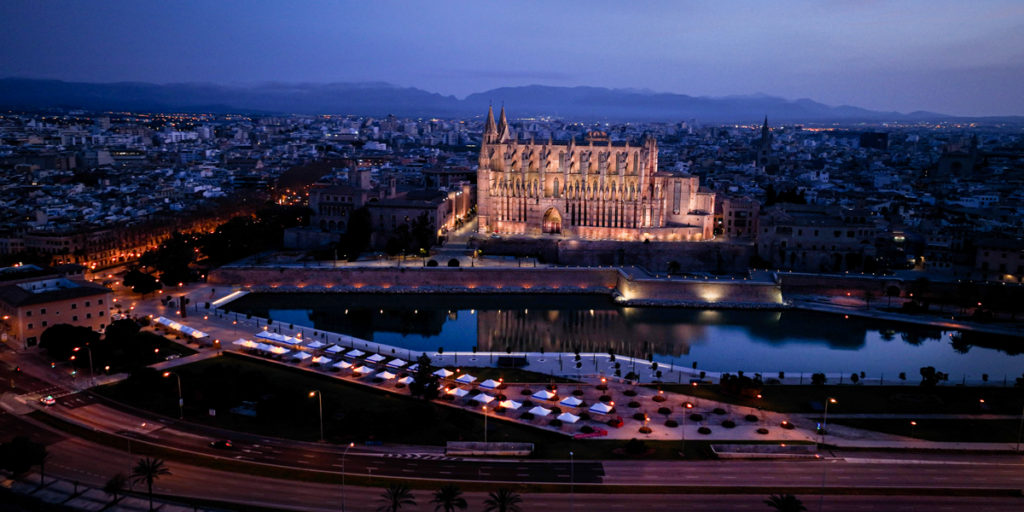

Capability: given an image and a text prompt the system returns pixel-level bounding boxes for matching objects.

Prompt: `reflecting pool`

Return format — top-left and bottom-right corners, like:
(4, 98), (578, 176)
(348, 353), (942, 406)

(222, 293), (1023, 380)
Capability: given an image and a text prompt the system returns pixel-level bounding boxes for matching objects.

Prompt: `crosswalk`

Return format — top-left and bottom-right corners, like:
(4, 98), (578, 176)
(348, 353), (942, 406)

(382, 452), (462, 461)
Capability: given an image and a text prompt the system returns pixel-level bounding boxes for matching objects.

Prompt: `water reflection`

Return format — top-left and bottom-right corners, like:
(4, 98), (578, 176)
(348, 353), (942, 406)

(223, 293), (1022, 375)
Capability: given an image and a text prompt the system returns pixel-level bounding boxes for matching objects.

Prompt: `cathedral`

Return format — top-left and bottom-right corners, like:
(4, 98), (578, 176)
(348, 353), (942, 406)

(476, 107), (715, 241)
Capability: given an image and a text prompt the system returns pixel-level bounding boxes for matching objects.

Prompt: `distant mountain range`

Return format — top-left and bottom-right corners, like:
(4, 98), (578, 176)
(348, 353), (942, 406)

(0, 77), (1016, 123)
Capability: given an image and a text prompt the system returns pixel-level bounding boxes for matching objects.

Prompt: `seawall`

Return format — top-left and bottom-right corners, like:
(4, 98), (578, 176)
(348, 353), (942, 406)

(209, 266), (786, 307)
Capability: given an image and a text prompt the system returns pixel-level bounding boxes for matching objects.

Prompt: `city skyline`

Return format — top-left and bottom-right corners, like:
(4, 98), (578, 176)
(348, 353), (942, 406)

(1, 1), (1023, 117)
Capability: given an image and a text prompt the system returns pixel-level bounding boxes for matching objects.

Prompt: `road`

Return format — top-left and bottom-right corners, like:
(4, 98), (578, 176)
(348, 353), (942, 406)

(39, 437), (1024, 512)
(19, 392), (1024, 492)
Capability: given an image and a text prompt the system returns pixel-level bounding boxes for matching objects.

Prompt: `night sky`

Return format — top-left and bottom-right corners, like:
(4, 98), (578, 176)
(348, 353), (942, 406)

(1, 0), (1021, 116)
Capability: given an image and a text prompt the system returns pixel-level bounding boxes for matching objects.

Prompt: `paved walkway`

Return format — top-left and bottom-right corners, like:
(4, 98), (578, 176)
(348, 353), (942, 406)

(793, 297), (1024, 337)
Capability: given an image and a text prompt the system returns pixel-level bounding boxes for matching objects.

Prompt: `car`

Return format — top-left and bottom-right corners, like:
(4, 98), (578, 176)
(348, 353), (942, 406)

(490, 233), (501, 239)
(165, 354), (180, 361)
(40, 396), (56, 406)
(210, 440), (233, 449)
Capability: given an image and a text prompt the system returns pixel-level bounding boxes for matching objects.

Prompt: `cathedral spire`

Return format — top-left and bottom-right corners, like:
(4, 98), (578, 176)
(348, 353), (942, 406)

(484, 104), (497, 137)
(497, 104), (510, 142)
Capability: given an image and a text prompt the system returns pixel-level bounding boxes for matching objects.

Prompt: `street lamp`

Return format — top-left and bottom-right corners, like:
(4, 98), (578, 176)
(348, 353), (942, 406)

(342, 442), (354, 512)
(309, 390), (323, 442)
(910, 421), (917, 439)
(569, 451), (575, 512)
(162, 372), (183, 419)
(73, 346), (94, 387)
(1017, 404), (1024, 452)
(682, 402), (693, 456)
(820, 398), (836, 448)
(482, 405), (489, 444)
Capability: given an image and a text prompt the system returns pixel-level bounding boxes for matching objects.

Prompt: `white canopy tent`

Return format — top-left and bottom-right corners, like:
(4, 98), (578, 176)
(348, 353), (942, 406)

(232, 339), (257, 348)
(290, 352), (312, 361)
(311, 356), (332, 365)
(255, 331), (298, 345)
(255, 342), (274, 352)
(346, 349), (366, 358)
(532, 390), (557, 401)
(455, 374), (477, 384)
(386, 358), (407, 368)
(325, 345), (344, 354)
(479, 379), (500, 390)
(353, 366), (374, 375)
(589, 402), (614, 415)
(398, 376), (414, 385)
(366, 354), (386, 363)
(154, 317), (208, 338)
(528, 406), (552, 417)
(560, 396), (583, 407)
(499, 400), (522, 410)
(556, 412), (581, 424)
(407, 364), (420, 372)
(447, 387), (470, 398)
(306, 341), (326, 349)
(270, 346), (288, 355)
(333, 360), (353, 369)
(433, 369), (454, 378)
(471, 393), (495, 404)
(376, 371), (396, 380)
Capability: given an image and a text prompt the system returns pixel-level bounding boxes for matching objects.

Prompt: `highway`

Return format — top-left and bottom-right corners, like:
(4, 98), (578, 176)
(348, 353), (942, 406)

(39, 436), (1024, 512)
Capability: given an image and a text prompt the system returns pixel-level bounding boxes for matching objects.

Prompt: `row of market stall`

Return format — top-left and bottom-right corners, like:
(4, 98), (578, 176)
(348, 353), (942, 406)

(229, 330), (615, 433)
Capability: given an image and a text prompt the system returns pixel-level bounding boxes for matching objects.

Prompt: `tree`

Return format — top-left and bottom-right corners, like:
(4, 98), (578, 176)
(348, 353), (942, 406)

(342, 206), (373, 261)
(667, 260), (681, 274)
(811, 373), (827, 386)
(39, 324), (100, 361)
(431, 483), (468, 512)
(0, 436), (46, 476)
(410, 211), (435, 253)
(764, 494), (808, 512)
(482, 488), (524, 512)
(377, 483), (416, 512)
(103, 472), (128, 504)
(885, 286), (901, 307)
(37, 447), (51, 486)
(863, 290), (874, 309)
(919, 366), (948, 387)
(409, 354), (440, 401)
(385, 224), (413, 256)
(103, 318), (141, 346)
(131, 457), (171, 511)
(850, 373), (859, 384)
(122, 270), (162, 295)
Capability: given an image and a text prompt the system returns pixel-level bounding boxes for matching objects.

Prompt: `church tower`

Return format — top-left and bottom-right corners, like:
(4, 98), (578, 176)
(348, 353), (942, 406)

(756, 116), (776, 167)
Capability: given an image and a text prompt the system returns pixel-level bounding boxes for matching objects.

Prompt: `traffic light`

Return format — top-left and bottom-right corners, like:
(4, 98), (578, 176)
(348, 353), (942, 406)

(51, 362), (55, 368)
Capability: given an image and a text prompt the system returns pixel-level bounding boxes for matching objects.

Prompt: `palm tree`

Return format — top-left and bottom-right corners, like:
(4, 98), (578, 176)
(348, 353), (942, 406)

(430, 484), (468, 512)
(377, 483), (416, 512)
(764, 493), (807, 512)
(131, 457), (171, 511)
(482, 488), (524, 512)
(36, 448), (51, 487)
(103, 472), (128, 504)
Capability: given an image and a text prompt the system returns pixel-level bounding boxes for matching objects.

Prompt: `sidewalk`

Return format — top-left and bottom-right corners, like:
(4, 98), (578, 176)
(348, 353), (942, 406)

(792, 297), (1024, 337)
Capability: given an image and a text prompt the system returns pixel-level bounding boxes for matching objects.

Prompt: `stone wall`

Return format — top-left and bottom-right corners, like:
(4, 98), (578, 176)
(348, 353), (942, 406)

(210, 265), (784, 307)
(473, 238), (755, 272)
(209, 266), (620, 290)
(777, 273), (907, 297)
(557, 240), (754, 272)
(616, 274), (783, 305)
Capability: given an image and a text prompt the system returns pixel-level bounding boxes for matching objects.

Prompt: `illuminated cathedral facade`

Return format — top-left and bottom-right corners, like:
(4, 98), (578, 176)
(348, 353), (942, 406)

(476, 107), (715, 241)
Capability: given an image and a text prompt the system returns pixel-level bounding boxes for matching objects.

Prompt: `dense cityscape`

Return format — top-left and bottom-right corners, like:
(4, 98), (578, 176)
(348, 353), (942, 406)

(2, 2), (1024, 512)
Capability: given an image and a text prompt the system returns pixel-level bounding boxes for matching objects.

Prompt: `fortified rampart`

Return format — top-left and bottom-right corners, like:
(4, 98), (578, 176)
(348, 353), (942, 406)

(209, 266), (784, 306)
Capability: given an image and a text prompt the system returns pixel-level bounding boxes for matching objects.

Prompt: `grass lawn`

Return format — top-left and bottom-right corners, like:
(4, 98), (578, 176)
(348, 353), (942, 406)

(93, 353), (788, 460)
(829, 418), (1024, 444)
(652, 384), (1024, 416)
